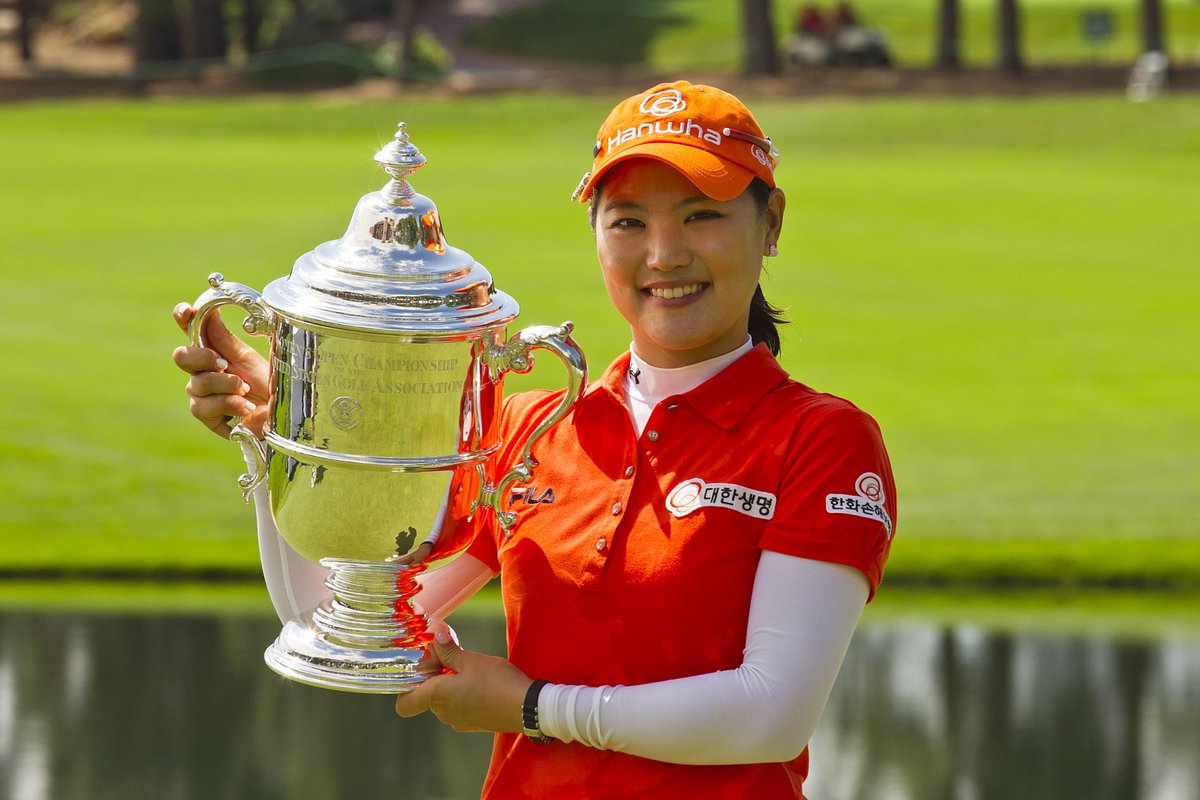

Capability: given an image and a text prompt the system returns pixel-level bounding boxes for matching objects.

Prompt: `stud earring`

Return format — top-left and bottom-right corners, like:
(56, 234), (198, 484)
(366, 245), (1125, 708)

(766, 244), (778, 257)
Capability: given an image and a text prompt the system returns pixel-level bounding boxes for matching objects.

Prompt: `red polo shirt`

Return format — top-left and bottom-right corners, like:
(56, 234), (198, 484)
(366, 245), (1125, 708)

(467, 344), (896, 799)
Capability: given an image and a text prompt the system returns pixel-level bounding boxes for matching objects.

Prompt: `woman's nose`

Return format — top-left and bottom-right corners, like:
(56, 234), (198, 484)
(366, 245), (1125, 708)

(645, 226), (690, 272)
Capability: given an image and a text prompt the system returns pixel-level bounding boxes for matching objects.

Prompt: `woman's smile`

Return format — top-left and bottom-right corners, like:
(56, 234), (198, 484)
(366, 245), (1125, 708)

(644, 282), (709, 301)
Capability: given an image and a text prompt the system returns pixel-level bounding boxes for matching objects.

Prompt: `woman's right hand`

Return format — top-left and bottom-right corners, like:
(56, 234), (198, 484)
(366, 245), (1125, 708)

(172, 303), (270, 439)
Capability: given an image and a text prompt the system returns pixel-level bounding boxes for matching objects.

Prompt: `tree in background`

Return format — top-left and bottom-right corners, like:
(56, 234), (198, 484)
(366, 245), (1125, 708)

(741, 0), (779, 75)
(135, 0), (182, 62)
(15, 0), (37, 63)
(1141, 0), (1165, 53)
(241, 0), (262, 54)
(181, 0), (228, 59)
(935, 0), (960, 69)
(393, 0), (427, 81)
(997, 0), (1022, 74)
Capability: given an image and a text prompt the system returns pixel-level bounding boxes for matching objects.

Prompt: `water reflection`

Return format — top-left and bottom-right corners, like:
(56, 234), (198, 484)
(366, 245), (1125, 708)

(807, 623), (1200, 800)
(0, 612), (502, 800)
(1, 609), (1197, 800)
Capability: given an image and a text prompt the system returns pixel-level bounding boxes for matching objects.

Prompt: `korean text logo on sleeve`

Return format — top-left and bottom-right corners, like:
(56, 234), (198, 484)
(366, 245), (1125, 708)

(825, 472), (893, 539)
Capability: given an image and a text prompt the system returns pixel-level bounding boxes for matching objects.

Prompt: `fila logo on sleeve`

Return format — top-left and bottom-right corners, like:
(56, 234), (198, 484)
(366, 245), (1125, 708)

(826, 472), (893, 539)
(666, 478), (777, 520)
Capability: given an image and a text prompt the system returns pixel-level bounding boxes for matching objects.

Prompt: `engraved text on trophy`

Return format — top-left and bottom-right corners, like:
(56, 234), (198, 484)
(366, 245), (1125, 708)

(269, 331), (470, 460)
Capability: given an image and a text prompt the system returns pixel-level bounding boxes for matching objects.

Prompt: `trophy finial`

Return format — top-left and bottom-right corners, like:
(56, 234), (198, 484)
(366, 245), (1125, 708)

(374, 122), (428, 206)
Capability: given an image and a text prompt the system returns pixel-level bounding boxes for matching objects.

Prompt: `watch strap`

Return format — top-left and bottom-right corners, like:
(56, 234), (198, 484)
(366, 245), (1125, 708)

(521, 679), (553, 743)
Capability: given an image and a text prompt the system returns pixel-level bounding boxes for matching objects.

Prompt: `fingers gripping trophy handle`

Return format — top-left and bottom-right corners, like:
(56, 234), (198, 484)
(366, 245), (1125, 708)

(188, 272), (274, 503)
(188, 272), (274, 350)
(484, 322), (588, 533)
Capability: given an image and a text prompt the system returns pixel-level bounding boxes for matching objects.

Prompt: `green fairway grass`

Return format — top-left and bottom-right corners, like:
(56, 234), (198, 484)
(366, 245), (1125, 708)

(1, 92), (1197, 586)
(464, 0), (1200, 70)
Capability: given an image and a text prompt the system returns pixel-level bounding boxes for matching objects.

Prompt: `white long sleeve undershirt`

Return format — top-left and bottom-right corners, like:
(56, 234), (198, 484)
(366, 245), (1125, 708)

(250, 339), (870, 764)
(538, 552), (867, 763)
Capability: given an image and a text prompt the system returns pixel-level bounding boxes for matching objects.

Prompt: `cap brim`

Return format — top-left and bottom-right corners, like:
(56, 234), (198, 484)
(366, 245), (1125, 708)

(577, 141), (756, 204)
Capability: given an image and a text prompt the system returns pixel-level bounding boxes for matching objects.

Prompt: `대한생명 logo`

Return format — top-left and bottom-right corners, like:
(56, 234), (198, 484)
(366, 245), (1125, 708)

(666, 478), (776, 520)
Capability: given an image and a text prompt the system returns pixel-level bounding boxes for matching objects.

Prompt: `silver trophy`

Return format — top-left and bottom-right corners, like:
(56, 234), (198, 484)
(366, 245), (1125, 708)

(187, 124), (587, 693)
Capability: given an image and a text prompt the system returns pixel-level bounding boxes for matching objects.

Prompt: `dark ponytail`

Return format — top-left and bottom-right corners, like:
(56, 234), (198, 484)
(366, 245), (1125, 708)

(749, 283), (787, 356)
(746, 178), (788, 356)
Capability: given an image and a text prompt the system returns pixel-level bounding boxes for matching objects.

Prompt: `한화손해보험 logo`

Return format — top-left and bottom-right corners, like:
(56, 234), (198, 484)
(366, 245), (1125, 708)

(826, 471), (892, 538)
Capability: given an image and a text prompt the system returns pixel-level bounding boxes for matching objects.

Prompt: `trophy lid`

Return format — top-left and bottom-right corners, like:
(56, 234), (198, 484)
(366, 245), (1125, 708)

(262, 123), (519, 337)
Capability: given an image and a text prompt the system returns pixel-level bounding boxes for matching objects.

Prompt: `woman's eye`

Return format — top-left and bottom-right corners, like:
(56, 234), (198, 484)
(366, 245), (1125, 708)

(609, 217), (644, 230)
(686, 210), (722, 223)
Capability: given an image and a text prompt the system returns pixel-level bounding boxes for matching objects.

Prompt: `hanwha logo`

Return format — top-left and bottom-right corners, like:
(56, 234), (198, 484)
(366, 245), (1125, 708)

(329, 396), (363, 430)
(751, 145), (769, 166)
(666, 478), (704, 516)
(855, 472), (885, 504)
(639, 89), (687, 117)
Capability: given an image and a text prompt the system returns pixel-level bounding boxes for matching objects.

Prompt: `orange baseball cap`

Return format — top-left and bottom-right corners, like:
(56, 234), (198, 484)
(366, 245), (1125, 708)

(572, 80), (779, 204)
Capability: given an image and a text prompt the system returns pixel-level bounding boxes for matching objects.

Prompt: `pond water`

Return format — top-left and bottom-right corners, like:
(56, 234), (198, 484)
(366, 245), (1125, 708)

(0, 602), (1197, 800)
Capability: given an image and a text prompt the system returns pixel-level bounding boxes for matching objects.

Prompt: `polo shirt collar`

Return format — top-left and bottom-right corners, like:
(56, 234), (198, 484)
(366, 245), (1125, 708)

(589, 343), (790, 431)
(590, 350), (632, 401)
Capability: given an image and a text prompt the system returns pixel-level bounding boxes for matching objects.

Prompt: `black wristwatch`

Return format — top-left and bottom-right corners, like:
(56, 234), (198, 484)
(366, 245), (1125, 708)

(522, 679), (554, 743)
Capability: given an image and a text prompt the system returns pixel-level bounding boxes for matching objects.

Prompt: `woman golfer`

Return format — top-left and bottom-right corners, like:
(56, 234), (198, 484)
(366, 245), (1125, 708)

(174, 81), (896, 799)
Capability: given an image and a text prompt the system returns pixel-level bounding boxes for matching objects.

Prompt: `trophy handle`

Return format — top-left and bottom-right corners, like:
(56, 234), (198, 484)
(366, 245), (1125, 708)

(483, 321), (588, 532)
(231, 424), (269, 504)
(188, 272), (274, 502)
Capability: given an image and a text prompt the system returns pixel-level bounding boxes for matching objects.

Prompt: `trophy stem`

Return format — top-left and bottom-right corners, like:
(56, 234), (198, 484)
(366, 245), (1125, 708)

(263, 559), (436, 693)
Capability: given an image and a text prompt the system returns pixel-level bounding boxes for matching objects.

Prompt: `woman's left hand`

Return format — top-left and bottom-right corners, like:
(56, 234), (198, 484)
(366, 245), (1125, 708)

(396, 629), (532, 734)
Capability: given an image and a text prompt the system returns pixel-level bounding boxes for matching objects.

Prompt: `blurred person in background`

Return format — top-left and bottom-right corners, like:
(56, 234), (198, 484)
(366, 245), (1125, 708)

(794, 3), (828, 37)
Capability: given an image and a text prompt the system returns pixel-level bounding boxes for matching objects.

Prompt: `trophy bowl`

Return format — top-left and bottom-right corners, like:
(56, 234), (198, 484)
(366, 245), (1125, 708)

(187, 124), (586, 693)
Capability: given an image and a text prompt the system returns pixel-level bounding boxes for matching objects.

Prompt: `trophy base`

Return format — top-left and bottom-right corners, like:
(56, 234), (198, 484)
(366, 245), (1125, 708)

(263, 558), (436, 694)
(264, 620), (434, 694)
